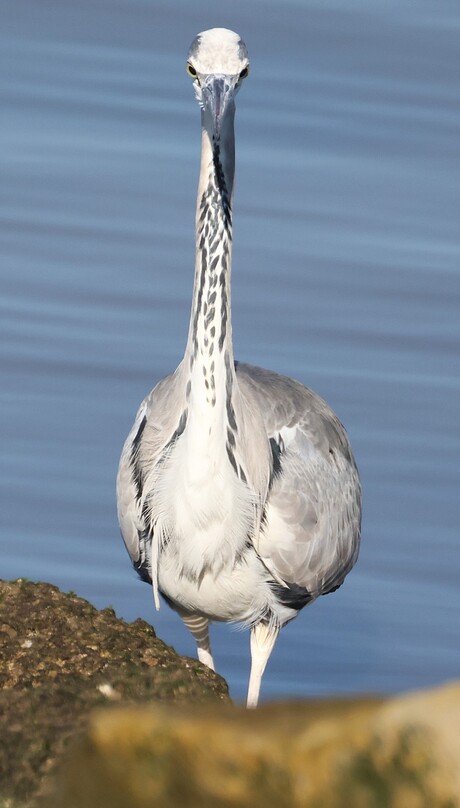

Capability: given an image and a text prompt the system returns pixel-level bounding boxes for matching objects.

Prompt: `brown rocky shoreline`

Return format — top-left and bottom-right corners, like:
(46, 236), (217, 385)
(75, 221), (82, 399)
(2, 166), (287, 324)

(0, 579), (229, 807)
(1, 579), (459, 808)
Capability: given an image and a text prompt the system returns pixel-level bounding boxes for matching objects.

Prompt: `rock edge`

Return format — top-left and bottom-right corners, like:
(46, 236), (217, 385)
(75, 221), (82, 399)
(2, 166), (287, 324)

(0, 578), (229, 806)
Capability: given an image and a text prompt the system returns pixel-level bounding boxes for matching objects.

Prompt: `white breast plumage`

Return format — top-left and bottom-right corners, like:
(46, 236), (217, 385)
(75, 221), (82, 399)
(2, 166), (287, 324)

(149, 424), (257, 582)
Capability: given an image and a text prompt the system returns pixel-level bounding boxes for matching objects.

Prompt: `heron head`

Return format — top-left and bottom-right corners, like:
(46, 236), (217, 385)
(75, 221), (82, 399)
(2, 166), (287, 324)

(186, 28), (250, 139)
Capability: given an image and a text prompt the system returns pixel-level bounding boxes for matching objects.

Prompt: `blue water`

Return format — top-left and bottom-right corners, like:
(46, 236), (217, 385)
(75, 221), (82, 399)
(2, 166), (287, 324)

(2, 1), (459, 703)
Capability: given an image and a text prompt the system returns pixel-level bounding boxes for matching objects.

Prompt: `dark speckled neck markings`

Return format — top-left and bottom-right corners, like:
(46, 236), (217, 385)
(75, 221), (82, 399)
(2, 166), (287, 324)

(185, 128), (244, 482)
(190, 146), (233, 408)
(224, 349), (249, 484)
(212, 142), (232, 230)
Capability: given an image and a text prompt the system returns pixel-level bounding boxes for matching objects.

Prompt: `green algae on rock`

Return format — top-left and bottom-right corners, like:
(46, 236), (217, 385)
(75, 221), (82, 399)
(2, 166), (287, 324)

(0, 579), (229, 807)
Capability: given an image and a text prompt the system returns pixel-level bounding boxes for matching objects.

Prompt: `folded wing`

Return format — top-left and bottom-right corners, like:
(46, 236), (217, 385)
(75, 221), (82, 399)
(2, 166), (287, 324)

(235, 362), (361, 602)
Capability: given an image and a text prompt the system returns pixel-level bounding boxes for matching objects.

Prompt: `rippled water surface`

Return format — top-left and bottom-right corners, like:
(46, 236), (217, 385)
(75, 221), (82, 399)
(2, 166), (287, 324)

(2, 1), (459, 702)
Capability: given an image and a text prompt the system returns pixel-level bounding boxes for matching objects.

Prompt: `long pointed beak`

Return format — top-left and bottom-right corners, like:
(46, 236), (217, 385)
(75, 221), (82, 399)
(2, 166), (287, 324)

(202, 75), (235, 139)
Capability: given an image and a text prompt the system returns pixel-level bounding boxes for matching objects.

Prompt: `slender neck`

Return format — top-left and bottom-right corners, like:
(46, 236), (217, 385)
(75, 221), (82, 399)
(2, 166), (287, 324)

(184, 114), (236, 418)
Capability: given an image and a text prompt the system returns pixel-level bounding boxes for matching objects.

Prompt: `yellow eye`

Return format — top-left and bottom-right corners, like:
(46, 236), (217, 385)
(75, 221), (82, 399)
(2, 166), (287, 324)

(187, 63), (197, 78)
(239, 65), (250, 80)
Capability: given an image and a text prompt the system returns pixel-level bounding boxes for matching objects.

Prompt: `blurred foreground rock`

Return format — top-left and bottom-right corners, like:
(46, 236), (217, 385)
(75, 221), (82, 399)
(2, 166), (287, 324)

(48, 682), (460, 808)
(0, 579), (229, 807)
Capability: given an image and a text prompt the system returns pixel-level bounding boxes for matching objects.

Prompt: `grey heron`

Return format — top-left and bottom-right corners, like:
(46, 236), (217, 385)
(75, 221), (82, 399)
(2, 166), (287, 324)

(117, 27), (361, 708)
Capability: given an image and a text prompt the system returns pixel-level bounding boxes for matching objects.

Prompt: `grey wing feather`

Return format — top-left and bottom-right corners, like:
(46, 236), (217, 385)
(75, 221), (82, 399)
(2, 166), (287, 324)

(235, 362), (361, 599)
(116, 366), (186, 580)
(117, 396), (149, 572)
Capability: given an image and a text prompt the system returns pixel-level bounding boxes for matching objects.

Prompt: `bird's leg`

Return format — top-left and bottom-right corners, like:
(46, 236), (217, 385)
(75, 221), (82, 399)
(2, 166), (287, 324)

(247, 622), (279, 709)
(181, 613), (215, 671)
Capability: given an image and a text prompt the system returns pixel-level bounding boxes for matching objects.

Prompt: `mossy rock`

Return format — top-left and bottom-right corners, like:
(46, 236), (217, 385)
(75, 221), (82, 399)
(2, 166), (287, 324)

(47, 683), (460, 808)
(0, 579), (229, 806)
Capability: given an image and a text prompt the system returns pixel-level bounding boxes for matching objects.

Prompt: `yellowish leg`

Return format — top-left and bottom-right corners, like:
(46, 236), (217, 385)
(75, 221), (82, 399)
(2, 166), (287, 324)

(247, 623), (279, 709)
